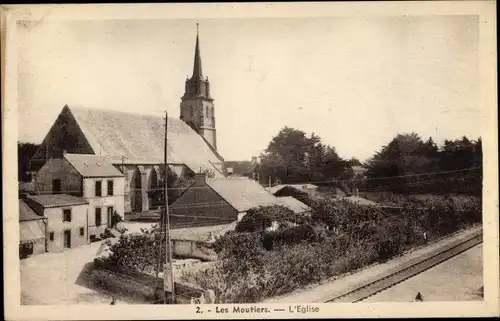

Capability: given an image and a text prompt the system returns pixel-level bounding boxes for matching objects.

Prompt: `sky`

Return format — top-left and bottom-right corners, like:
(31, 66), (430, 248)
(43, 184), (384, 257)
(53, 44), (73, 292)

(16, 16), (482, 162)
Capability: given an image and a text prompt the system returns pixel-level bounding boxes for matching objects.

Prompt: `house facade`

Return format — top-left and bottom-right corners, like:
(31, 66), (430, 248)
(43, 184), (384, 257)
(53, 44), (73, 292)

(34, 153), (125, 240)
(25, 194), (90, 252)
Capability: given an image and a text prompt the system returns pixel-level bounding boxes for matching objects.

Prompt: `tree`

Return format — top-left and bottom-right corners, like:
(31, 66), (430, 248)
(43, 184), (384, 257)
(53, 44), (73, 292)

(348, 157), (362, 166)
(18, 142), (40, 182)
(256, 127), (348, 184)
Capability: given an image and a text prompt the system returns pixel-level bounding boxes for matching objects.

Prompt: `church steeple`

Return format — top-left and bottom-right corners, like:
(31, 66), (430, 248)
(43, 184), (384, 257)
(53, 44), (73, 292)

(182, 23), (211, 100)
(192, 23), (203, 79)
(180, 23), (217, 151)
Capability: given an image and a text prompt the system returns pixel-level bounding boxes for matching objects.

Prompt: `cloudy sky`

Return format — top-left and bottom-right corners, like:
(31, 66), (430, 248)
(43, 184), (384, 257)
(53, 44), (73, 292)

(17, 15), (481, 162)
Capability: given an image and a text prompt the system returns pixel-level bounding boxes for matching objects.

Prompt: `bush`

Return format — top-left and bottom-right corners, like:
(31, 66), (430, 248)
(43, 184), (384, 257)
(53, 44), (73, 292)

(100, 228), (114, 240)
(111, 211), (123, 228)
(176, 194), (483, 303)
(101, 224), (164, 274)
(235, 205), (309, 233)
(262, 224), (320, 250)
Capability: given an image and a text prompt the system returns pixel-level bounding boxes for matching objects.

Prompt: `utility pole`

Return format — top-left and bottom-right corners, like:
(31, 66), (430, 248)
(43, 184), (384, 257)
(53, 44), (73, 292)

(163, 112), (175, 304)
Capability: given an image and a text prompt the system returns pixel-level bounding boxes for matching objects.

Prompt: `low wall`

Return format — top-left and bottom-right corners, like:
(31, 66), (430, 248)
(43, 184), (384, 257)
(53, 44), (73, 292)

(91, 263), (205, 304)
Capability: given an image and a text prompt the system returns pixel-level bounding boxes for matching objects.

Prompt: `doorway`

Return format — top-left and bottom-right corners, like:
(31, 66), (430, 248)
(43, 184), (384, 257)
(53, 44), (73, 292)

(63, 230), (71, 249)
(107, 206), (114, 228)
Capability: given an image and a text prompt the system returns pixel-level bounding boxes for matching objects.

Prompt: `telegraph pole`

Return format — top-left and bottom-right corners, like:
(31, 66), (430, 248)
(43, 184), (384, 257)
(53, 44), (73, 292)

(163, 112), (175, 304)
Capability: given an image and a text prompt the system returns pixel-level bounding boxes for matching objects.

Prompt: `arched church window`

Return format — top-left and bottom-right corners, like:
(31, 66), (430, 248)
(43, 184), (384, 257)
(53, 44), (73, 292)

(190, 106), (194, 118)
(206, 106), (209, 118)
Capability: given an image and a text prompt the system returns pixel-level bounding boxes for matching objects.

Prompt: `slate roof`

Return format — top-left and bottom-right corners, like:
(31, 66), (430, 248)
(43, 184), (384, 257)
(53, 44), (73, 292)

(352, 165), (368, 175)
(207, 177), (279, 213)
(169, 222), (237, 242)
(64, 153), (124, 178)
(224, 160), (257, 176)
(20, 221), (45, 242)
(66, 106), (224, 175)
(19, 200), (43, 221)
(275, 196), (312, 214)
(27, 194), (89, 208)
(341, 196), (377, 206)
(19, 181), (35, 192)
(269, 184), (318, 194)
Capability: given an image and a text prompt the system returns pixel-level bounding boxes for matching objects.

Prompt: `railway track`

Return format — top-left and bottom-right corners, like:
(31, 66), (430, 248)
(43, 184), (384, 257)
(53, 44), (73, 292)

(325, 229), (483, 303)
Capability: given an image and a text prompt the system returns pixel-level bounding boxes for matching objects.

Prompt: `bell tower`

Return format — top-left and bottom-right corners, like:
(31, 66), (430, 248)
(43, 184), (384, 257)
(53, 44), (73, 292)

(180, 23), (217, 151)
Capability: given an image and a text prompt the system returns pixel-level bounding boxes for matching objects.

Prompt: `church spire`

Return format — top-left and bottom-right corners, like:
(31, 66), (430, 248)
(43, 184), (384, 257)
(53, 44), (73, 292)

(192, 23), (203, 79)
(182, 23), (211, 100)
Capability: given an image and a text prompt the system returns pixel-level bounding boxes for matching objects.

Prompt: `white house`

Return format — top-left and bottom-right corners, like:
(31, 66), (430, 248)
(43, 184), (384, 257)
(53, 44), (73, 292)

(34, 153), (125, 240)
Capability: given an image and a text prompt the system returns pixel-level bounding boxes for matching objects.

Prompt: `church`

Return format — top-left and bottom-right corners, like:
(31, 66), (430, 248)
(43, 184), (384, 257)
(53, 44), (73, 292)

(29, 27), (226, 214)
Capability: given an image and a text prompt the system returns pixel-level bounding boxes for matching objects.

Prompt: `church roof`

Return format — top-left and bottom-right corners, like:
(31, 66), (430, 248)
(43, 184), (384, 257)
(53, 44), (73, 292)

(66, 106), (223, 175)
(64, 153), (124, 178)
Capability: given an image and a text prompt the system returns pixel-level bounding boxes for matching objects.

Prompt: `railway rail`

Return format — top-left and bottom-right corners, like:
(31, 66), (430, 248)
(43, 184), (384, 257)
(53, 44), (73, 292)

(325, 228), (483, 303)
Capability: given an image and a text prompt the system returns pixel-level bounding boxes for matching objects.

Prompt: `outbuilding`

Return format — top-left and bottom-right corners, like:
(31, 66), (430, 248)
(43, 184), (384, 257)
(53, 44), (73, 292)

(170, 174), (279, 226)
(19, 200), (46, 259)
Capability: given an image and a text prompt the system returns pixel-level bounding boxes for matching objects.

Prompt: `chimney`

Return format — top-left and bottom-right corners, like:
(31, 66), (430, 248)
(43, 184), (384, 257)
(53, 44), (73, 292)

(194, 173), (207, 186)
(30, 171), (36, 184)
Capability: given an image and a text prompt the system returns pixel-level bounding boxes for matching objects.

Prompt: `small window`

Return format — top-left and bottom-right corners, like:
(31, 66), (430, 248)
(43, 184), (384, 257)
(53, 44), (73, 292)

(95, 181), (102, 197)
(107, 180), (114, 196)
(63, 209), (72, 222)
(52, 179), (61, 193)
(79, 227), (84, 236)
(49, 232), (54, 241)
(95, 208), (102, 226)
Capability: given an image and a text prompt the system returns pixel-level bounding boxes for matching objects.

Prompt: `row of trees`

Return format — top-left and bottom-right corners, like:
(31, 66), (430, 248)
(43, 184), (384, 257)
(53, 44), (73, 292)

(362, 134), (482, 195)
(253, 128), (482, 196)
